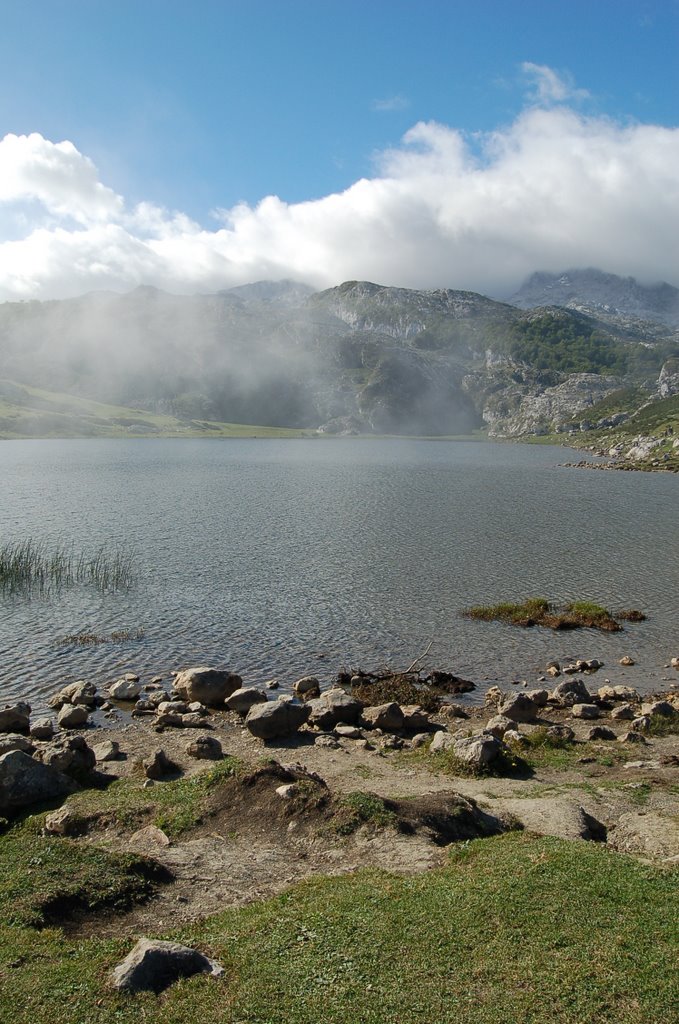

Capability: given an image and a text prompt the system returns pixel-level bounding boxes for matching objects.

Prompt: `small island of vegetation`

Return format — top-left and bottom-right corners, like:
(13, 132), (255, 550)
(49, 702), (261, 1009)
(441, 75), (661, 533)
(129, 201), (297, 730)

(462, 597), (646, 632)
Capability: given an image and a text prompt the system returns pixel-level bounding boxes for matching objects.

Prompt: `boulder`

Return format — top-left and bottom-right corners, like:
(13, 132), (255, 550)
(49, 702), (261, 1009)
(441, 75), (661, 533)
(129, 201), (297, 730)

(551, 679), (592, 706)
(185, 735), (222, 760)
(0, 749), (75, 813)
(110, 938), (224, 994)
(292, 676), (321, 699)
(525, 689), (550, 707)
(244, 699), (310, 740)
(157, 700), (189, 715)
(306, 689), (362, 729)
(587, 726), (617, 741)
(0, 702), (31, 733)
(0, 733), (34, 756)
(631, 715), (652, 733)
(224, 687), (268, 715)
(619, 655), (635, 666)
(485, 715), (516, 739)
(429, 730), (457, 754)
(400, 705), (431, 730)
(598, 684), (639, 702)
(610, 703), (635, 720)
(57, 704), (89, 729)
(92, 740), (120, 762)
(619, 730), (647, 744)
(546, 724), (575, 742)
(334, 724), (363, 739)
(29, 717), (56, 740)
(109, 677), (143, 700)
(641, 700), (677, 718)
(36, 735), (96, 775)
(571, 704), (600, 720)
(44, 806), (88, 836)
(452, 734), (506, 770)
(174, 667), (242, 706)
(495, 796), (606, 842)
(143, 748), (176, 779)
(498, 693), (538, 724)
(360, 702), (405, 732)
(62, 681), (98, 706)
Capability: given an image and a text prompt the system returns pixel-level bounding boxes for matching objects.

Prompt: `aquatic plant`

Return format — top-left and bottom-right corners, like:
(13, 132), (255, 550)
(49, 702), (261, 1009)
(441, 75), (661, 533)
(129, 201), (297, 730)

(461, 597), (645, 633)
(0, 538), (136, 594)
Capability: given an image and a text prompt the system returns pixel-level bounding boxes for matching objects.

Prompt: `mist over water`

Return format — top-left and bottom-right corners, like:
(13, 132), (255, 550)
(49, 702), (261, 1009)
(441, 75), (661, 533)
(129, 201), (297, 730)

(1, 438), (678, 713)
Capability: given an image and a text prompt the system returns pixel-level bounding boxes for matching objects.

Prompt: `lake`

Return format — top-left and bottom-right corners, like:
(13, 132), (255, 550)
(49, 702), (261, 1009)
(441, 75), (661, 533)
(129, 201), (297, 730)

(1, 438), (677, 712)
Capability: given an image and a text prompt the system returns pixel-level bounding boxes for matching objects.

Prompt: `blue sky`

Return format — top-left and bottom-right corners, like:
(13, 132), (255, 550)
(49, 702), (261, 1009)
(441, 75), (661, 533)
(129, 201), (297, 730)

(0, 0), (677, 298)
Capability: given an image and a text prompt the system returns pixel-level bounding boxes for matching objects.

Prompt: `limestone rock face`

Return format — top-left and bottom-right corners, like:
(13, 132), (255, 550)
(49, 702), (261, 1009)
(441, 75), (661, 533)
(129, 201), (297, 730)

(245, 699), (310, 740)
(174, 667), (242, 706)
(0, 749), (75, 813)
(110, 938), (224, 993)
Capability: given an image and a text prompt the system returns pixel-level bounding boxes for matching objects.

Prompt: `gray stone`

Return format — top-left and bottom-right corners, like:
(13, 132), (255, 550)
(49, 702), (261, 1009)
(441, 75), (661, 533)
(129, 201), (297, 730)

(429, 730), (457, 753)
(498, 693), (538, 723)
(619, 730), (647, 744)
(93, 740), (120, 762)
(334, 724), (363, 739)
(157, 700), (189, 714)
(29, 717), (56, 740)
(598, 684), (639, 702)
(360, 702), (405, 732)
(109, 678), (143, 700)
(452, 734), (506, 769)
(641, 700), (677, 718)
(306, 689), (362, 729)
(551, 679), (592, 705)
(525, 689), (550, 707)
(225, 687), (268, 715)
(315, 734), (340, 748)
(631, 715), (652, 732)
(292, 676), (321, 699)
(0, 733), (34, 756)
(485, 715), (516, 739)
(186, 735), (222, 760)
(244, 699), (310, 740)
(571, 704), (600, 720)
(0, 749), (75, 813)
(400, 705), (431, 730)
(174, 667), (242, 706)
(57, 704), (89, 729)
(0, 702), (31, 733)
(143, 748), (176, 779)
(110, 938), (224, 994)
(180, 713), (210, 728)
(610, 703), (635, 720)
(36, 735), (96, 775)
(546, 725), (575, 742)
(44, 806), (86, 836)
(587, 726), (617, 741)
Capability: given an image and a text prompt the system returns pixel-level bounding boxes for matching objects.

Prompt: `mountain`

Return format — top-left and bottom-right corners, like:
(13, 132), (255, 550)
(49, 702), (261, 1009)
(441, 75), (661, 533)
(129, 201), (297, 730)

(509, 269), (679, 329)
(0, 273), (677, 439)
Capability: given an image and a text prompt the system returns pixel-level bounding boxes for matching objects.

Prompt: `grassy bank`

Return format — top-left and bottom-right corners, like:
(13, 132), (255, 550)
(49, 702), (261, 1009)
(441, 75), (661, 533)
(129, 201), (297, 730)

(0, 814), (676, 1023)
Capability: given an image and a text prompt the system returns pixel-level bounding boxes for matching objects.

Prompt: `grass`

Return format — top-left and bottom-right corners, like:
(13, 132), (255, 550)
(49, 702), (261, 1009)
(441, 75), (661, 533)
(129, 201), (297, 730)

(462, 597), (631, 632)
(397, 740), (528, 779)
(0, 831), (676, 1023)
(65, 757), (243, 839)
(0, 539), (136, 594)
(332, 792), (397, 836)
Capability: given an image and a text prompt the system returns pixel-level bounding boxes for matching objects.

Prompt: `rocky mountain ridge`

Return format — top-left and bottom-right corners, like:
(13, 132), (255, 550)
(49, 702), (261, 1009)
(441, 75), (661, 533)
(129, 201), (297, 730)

(0, 270), (677, 438)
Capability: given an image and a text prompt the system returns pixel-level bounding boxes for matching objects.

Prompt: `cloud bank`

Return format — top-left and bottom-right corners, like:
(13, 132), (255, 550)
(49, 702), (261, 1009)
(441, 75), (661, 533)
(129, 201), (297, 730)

(1, 91), (678, 301)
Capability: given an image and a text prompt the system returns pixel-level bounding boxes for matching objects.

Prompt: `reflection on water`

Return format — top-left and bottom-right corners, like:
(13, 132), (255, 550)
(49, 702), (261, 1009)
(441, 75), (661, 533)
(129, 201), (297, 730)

(1, 437), (678, 712)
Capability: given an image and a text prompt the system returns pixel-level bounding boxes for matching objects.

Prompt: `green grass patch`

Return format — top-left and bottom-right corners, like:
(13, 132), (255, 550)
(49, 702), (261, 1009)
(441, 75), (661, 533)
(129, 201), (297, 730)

(66, 756), (243, 839)
(647, 714), (679, 738)
(0, 832), (677, 1022)
(0, 823), (163, 929)
(462, 597), (630, 632)
(332, 792), (397, 835)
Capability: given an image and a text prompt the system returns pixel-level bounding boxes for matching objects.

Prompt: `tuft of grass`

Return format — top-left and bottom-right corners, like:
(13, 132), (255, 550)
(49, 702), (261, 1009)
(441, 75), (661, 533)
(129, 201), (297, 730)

(647, 714), (679, 738)
(332, 792), (397, 836)
(0, 539), (136, 595)
(66, 756), (243, 839)
(398, 741), (528, 779)
(463, 597), (627, 632)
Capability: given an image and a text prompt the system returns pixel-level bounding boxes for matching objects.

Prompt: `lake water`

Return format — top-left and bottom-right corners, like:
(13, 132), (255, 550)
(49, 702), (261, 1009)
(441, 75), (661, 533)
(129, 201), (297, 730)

(1, 438), (678, 713)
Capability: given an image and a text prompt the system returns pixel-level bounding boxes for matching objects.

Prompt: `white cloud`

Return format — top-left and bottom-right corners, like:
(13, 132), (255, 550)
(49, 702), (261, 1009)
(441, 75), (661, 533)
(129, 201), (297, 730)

(0, 76), (678, 301)
(521, 62), (590, 105)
